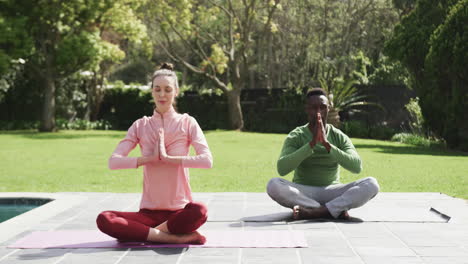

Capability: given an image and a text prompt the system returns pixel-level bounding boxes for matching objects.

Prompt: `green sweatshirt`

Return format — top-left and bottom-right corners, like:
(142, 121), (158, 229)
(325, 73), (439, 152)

(277, 124), (362, 186)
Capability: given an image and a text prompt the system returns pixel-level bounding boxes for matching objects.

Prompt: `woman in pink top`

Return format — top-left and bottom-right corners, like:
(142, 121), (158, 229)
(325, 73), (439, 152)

(96, 63), (212, 244)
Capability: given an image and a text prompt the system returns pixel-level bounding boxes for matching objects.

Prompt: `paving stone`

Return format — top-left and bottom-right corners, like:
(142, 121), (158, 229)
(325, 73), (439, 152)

(398, 235), (457, 247)
(360, 256), (423, 264)
(198, 221), (242, 230)
(1, 192), (467, 264)
(13, 249), (72, 259)
(300, 246), (356, 257)
(179, 255), (238, 264)
(412, 246), (468, 257)
(348, 237), (405, 247)
(243, 222), (289, 230)
(119, 255), (181, 264)
(1, 249), (71, 263)
(56, 254), (124, 264)
(421, 256), (468, 264)
(0, 258), (63, 264)
(337, 222), (390, 238)
(242, 248), (299, 264)
(183, 247), (238, 257)
(354, 246), (416, 257)
(302, 230), (349, 248)
(0, 247), (16, 256)
(298, 256), (363, 264)
(126, 248), (185, 256)
(71, 248), (129, 256)
(290, 221), (337, 230)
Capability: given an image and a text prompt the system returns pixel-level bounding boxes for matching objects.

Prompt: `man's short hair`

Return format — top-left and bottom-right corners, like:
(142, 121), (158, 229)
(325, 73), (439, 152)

(306, 88), (328, 98)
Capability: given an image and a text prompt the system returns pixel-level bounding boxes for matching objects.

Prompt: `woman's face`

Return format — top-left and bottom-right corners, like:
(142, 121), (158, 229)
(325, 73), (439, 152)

(152, 76), (177, 113)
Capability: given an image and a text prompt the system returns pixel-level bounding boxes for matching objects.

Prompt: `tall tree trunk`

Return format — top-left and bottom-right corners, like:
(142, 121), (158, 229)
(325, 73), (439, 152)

(84, 81), (93, 121)
(39, 73), (56, 132)
(226, 88), (243, 130)
(91, 72), (106, 121)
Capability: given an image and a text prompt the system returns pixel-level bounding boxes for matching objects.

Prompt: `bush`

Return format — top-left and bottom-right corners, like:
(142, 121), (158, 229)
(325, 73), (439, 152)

(241, 89), (305, 133)
(97, 85), (154, 130)
(56, 119), (112, 130)
(341, 120), (396, 140)
(0, 120), (39, 130)
(177, 93), (229, 131)
(97, 87), (306, 132)
(341, 121), (369, 138)
(369, 125), (397, 140)
(391, 133), (445, 148)
(405, 97), (424, 134)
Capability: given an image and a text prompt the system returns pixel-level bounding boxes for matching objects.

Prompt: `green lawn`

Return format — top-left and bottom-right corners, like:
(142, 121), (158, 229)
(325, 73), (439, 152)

(0, 130), (467, 199)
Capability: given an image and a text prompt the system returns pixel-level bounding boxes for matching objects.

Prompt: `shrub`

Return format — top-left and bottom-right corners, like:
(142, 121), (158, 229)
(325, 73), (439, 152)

(341, 120), (396, 140)
(97, 85), (153, 130)
(405, 97), (424, 134)
(369, 125), (397, 140)
(391, 132), (445, 148)
(340, 121), (369, 138)
(56, 119), (112, 130)
(0, 120), (39, 130)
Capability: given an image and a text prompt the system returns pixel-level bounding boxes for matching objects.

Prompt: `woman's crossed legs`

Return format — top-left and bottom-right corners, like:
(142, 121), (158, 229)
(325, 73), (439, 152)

(96, 202), (207, 244)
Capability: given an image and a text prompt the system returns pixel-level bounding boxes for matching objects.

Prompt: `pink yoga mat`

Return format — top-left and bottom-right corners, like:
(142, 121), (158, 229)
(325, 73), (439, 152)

(9, 230), (307, 248)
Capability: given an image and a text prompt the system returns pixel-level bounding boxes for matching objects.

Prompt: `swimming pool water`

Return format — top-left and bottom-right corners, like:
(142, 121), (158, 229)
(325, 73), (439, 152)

(0, 198), (52, 223)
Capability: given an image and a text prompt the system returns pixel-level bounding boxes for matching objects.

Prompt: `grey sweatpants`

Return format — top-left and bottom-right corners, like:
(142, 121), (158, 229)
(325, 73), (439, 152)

(266, 177), (380, 218)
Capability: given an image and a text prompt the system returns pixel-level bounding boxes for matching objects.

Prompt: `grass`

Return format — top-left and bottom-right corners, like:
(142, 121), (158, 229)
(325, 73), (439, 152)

(0, 130), (467, 199)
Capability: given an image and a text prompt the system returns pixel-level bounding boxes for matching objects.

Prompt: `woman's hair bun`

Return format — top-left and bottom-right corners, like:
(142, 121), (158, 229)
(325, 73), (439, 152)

(159, 62), (174, 71)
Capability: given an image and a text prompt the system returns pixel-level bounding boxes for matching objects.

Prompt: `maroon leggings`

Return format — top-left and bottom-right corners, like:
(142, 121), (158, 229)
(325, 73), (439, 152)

(96, 202), (208, 241)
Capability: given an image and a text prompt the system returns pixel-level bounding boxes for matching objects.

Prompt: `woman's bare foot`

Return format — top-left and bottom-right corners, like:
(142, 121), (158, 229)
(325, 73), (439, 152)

(179, 231), (206, 244)
(147, 228), (206, 244)
(292, 205), (332, 220)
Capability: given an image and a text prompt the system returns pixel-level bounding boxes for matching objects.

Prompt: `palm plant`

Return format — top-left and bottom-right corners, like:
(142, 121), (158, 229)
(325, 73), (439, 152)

(319, 78), (383, 128)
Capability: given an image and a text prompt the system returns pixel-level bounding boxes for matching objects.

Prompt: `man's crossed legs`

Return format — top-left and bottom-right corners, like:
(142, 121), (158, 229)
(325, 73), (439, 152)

(266, 177), (380, 220)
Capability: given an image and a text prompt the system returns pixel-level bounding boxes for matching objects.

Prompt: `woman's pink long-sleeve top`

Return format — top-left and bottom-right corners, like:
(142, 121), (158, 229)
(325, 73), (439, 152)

(108, 107), (213, 211)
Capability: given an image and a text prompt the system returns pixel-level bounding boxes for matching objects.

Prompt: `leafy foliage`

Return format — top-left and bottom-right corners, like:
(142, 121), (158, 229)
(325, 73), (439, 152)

(404, 97), (424, 135)
(0, 0), (150, 131)
(386, 0), (468, 150)
(320, 78), (383, 127)
(391, 132), (445, 148)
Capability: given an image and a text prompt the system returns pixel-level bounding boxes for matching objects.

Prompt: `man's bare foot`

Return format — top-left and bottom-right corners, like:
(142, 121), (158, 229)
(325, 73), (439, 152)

(292, 205), (332, 220)
(338, 211), (350, 220)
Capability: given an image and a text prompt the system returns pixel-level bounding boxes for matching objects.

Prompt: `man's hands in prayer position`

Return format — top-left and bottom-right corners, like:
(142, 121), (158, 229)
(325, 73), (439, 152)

(309, 112), (331, 153)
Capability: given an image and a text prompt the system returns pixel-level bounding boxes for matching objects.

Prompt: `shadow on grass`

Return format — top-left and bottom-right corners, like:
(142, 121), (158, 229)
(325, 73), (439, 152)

(0, 130), (125, 140)
(355, 143), (468, 157)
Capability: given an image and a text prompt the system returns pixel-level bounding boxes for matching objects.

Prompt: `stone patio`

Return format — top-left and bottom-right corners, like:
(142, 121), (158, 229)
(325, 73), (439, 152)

(1, 192), (467, 263)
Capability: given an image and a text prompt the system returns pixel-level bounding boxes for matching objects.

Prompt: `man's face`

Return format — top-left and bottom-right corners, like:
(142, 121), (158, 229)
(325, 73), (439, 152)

(305, 95), (329, 130)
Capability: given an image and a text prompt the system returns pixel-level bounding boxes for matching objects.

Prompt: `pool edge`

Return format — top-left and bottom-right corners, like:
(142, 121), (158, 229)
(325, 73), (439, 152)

(0, 193), (87, 244)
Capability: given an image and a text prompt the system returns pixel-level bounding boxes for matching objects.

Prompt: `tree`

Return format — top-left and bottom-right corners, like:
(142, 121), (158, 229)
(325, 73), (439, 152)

(267, 0), (400, 89)
(144, 0), (281, 130)
(392, 0), (417, 16)
(386, 0), (467, 150)
(0, 14), (32, 76)
(0, 0), (149, 131)
(425, 0), (468, 149)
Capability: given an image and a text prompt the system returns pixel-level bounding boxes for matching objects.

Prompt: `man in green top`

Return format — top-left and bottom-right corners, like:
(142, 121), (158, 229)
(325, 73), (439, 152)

(267, 88), (379, 220)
